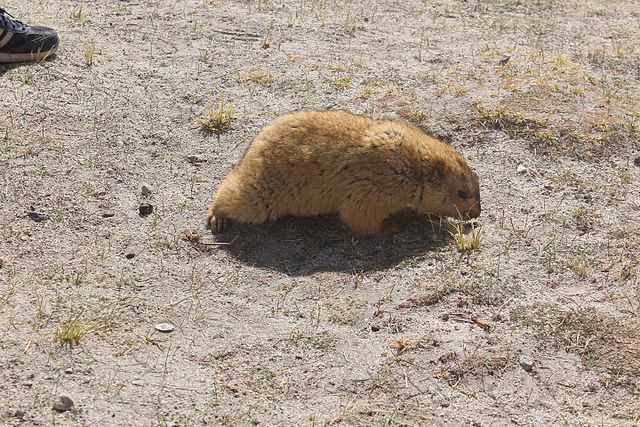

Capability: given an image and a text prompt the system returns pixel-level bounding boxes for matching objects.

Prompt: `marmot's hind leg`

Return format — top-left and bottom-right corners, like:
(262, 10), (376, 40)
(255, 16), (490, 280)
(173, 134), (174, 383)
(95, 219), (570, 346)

(339, 200), (388, 235)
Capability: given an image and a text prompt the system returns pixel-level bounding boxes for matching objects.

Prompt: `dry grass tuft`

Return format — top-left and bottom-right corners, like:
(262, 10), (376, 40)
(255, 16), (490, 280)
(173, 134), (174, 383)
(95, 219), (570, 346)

(83, 43), (96, 66)
(69, 6), (90, 25)
(0, 279), (16, 306)
(567, 253), (592, 279)
(389, 337), (416, 355)
(288, 330), (338, 352)
(574, 207), (598, 233)
(333, 75), (353, 91)
(197, 99), (236, 135)
(434, 349), (514, 385)
(239, 68), (274, 87)
(55, 318), (93, 347)
(449, 220), (482, 252)
(474, 103), (548, 140)
(357, 79), (384, 100)
(328, 63), (351, 73)
(397, 108), (429, 126)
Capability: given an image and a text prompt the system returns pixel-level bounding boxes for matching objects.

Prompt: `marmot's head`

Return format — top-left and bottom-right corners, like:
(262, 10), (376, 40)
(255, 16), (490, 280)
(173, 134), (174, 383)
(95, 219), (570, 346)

(419, 152), (481, 220)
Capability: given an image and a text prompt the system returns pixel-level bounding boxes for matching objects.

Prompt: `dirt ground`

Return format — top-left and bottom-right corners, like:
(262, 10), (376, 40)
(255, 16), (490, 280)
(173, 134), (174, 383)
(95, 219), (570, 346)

(1, 0), (639, 426)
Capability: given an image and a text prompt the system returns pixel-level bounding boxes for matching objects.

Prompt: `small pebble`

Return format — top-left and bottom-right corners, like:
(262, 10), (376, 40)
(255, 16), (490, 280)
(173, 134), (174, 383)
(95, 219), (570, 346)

(139, 203), (153, 217)
(519, 354), (535, 372)
(516, 164), (528, 174)
(634, 156), (640, 167)
(155, 322), (175, 333)
(584, 382), (598, 392)
(28, 210), (49, 222)
(124, 246), (139, 259)
(64, 368), (73, 374)
(370, 324), (380, 332)
(186, 155), (206, 164)
(12, 410), (25, 419)
(52, 395), (74, 412)
(141, 184), (153, 197)
(101, 211), (115, 218)
(497, 55), (511, 66)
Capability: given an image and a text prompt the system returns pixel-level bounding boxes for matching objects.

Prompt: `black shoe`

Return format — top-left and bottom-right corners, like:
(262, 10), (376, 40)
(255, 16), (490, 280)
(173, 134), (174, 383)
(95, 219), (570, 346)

(0, 8), (59, 63)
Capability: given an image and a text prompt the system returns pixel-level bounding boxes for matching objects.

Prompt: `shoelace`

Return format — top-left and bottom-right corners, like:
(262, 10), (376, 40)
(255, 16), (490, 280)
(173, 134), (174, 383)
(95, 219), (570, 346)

(0, 8), (26, 32)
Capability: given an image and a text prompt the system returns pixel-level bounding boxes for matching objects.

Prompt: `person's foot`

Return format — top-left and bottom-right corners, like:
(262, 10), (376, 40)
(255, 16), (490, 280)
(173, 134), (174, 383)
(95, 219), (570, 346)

(0, 8), (59, 63)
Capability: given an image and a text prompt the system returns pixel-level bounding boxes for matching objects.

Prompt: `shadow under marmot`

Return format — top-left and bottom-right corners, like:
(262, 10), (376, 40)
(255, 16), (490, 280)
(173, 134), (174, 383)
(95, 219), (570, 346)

(211, 210), (451, 276)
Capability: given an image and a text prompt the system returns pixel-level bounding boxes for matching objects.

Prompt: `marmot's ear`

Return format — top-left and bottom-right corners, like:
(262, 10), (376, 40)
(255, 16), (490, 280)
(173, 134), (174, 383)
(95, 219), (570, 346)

(429, 159), (447, 184)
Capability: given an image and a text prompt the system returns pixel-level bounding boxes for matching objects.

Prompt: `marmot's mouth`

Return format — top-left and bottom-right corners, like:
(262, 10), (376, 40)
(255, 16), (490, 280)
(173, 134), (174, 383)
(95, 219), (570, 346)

(467, 206), (482, 219)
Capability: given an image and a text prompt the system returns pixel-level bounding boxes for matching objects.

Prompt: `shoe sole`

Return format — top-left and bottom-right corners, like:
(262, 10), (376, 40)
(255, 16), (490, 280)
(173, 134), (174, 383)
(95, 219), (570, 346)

(0, 46), (58, 64)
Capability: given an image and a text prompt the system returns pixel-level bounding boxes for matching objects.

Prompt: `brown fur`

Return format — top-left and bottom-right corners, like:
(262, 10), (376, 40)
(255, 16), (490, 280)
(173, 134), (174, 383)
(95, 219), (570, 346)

(207, 111), (481, 234)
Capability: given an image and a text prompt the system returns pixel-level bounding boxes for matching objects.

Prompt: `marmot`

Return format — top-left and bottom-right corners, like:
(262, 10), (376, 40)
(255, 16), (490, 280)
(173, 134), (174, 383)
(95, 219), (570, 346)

(207, 111), (480, 234)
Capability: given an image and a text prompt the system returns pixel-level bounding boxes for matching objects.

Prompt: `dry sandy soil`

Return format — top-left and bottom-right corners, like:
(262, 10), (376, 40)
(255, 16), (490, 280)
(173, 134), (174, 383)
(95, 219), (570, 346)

(1, 0), (639, 426)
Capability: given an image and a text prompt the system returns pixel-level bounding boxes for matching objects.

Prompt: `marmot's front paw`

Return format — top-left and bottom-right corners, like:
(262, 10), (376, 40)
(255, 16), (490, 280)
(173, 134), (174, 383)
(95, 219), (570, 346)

(207, 208), (228, 233)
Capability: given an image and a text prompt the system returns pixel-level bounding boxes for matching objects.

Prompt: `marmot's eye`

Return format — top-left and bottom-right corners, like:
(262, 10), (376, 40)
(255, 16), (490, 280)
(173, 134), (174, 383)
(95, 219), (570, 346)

(457, 190), (469, 200)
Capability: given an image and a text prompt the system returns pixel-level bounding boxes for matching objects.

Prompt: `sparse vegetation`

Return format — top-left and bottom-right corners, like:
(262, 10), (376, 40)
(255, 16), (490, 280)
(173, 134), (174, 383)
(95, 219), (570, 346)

(69, 6), (89, 25)
(567, 253), (592, 279)
(328, 63), (351, 73)
(196, 98), (236, 135)
(400, 271), (517, 309)
(83, 42), (96, 66)
(326, 297), (366, 325)
(511, 304), (640, 378)
(574, 207), (597, 233)
(474, 102), (549, 142)
(434, 348), (515, 385)
(332, 75), (353, 91)
(0, 279), (16, 305)
(198, 48), (210, 64)
(357, 79), (384, 100)
(448, 220), (482, 252)
(398, 107), (429, 125)
(619, 168), (633, 184)
(54, 318), (93, 347)
(288, 330), (338, 352)
(239, 68), (274, 87)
